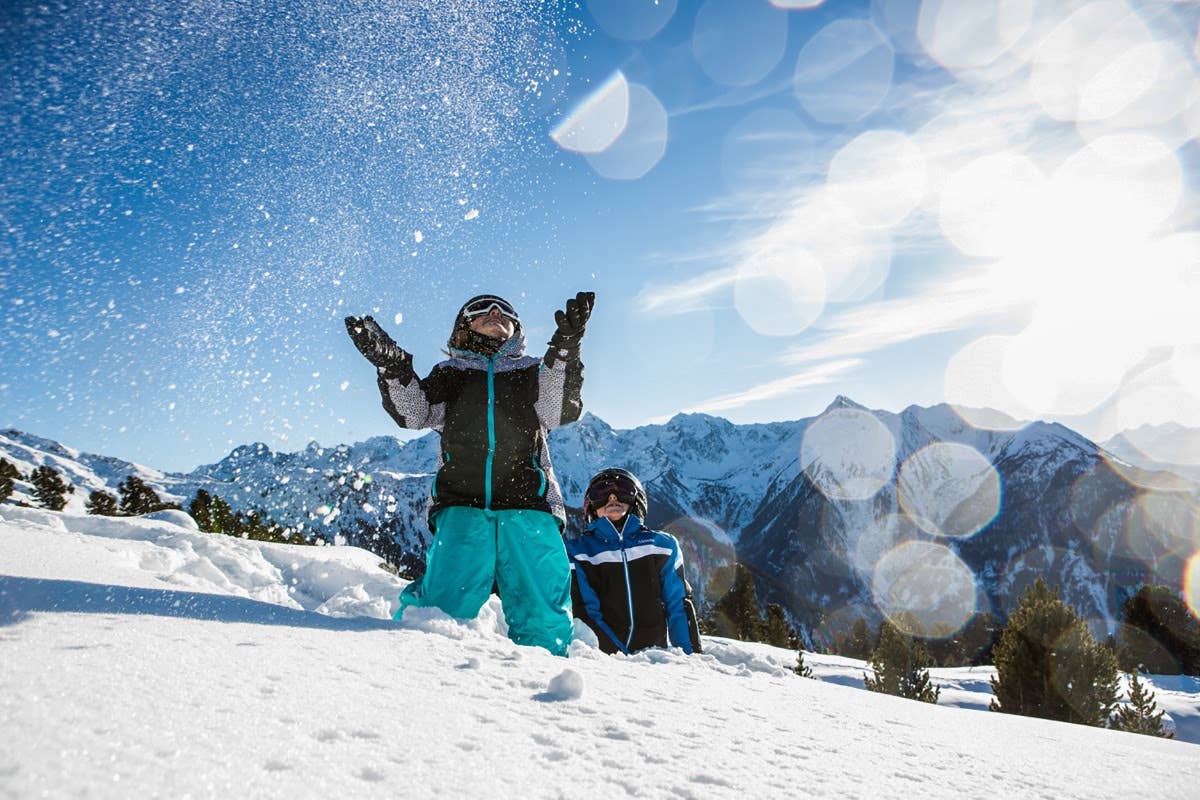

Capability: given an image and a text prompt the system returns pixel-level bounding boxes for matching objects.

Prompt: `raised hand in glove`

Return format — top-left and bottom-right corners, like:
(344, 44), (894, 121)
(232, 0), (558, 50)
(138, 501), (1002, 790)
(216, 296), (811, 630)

(550, 291), (595, 349)
(344, 316), (415, 382)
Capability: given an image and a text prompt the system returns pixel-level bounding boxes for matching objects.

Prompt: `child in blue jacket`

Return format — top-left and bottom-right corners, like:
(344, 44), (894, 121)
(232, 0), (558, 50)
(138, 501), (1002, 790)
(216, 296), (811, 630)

(566, 468), (702, 655)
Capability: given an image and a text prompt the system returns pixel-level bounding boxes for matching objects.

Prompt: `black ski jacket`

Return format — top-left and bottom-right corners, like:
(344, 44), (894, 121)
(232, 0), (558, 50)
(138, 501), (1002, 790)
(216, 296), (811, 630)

(374, 331), (583, 529)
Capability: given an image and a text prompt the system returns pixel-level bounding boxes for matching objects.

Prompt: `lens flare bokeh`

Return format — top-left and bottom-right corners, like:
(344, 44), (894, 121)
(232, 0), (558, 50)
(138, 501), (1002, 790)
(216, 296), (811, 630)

(733, 235), (827, 337)
(938, 152), (1046, 258)
(550, 71), (630, 154)
(872, 540), (977, 637)
(801, 408), (897, 501)
(1186, 552), (1200, 621)
(586, 0), (677, 42)
(850, 512), (922, 583)
(826, 130), (926, 229)
(917, 0), (1035, 77)
(943, 336), (1032, 431)
(897, 443), (1001, 539)
(692, 0), (789, 88)
(1054, 133), (1183, 239)
(583, 82), (669, 180)
(792, 19), (895, 124)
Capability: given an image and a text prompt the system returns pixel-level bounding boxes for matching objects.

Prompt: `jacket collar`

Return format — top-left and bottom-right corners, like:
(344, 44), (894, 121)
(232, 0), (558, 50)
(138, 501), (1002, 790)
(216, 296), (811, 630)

(447, 329), (526, 363)
(587, 514), (645, 542)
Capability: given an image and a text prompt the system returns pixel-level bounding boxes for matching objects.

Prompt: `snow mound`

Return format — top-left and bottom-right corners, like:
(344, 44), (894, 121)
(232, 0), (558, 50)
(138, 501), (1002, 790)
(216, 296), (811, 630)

(140, 509), (199, 530)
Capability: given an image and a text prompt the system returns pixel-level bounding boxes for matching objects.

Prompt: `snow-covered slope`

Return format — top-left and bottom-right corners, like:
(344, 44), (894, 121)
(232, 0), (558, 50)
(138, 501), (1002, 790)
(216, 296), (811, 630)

(2, 506), (1197, 798)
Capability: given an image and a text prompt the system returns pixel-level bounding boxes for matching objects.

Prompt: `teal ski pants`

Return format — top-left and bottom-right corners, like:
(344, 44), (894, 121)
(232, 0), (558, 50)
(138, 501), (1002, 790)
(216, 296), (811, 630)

(395, 506), (573, 656)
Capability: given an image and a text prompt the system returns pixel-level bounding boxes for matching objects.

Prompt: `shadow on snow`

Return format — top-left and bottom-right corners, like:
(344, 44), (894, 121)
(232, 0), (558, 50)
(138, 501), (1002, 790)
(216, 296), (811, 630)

(0, 574), (397, 632)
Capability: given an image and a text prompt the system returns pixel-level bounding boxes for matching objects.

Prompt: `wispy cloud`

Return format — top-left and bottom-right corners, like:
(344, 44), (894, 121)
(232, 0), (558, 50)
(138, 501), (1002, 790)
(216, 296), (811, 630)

(782, 273), (1025, 365)
(635, 266), (738, 313)
(659, 358), (864, 419)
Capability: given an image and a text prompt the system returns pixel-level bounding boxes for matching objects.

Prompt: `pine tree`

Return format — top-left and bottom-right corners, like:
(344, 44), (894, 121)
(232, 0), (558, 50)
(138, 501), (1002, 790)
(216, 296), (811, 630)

(1111, 670), (1173, 738)
(989, 578), (1119, 726)
(794, 647), (814, 679)
(118, 475), (163, 516)
(29, 466), (69, 511)
(1121, 585), (1200, 676)
(0, 475), (12, 505)
(0, 458), (20, 480)
(209, 494), (235, 534)
(847, 617), (875, 661)
(189, 489), (214, 531)
(864, 620), (940, 703)
(704, 563), (764, 641)
(85, 490), (119, 516)
(762, 603), (793, 648)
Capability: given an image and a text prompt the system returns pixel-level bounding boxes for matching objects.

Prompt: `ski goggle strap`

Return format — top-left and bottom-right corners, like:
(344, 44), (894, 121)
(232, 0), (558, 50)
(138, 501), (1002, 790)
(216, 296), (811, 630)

(586, 476), (639, 507)
(461, 296), (519, 322)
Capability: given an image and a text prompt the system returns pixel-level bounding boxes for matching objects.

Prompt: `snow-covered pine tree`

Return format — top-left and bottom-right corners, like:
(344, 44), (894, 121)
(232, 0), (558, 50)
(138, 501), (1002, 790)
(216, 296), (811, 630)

(209, 494), (235, 534)
(0, 457), (20, 480)
(117, 475), (163, 516)
(85, 490), (119, 516)
(989, 578), (1119, 726)
(189, 489), (214, 531)
(863, 619), (939, 703)
(0, 474), (12, 505)
(29, 465), (69, 511)
(1111, 670), (1173, 738)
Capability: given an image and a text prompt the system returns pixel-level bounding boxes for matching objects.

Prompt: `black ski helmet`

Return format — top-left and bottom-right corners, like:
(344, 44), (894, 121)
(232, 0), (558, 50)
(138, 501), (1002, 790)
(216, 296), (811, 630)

(583, 468), (648, 522)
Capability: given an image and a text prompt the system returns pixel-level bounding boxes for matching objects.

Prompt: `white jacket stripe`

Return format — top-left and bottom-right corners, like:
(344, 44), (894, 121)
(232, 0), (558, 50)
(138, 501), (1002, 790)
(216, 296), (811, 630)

(571, 543), (674, 566)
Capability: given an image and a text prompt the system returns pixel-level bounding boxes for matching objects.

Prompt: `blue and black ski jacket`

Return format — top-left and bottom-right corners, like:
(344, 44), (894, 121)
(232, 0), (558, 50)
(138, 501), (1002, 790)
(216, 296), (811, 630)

(373, 330), (583, 530)
(566, 515), (698, 655)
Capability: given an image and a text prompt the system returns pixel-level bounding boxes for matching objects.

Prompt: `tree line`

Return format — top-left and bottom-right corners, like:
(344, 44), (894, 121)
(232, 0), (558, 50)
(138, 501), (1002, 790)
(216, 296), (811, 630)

(700, 561), (1187, 738)
(0, 458), (307, 546)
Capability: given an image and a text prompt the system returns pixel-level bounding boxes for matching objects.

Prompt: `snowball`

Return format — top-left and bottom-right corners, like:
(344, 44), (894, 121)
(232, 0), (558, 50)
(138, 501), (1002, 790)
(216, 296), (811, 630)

(544, 668), (584, 701)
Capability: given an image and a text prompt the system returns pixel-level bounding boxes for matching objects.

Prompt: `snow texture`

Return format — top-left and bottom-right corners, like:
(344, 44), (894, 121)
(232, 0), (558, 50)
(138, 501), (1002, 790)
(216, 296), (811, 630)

(2, 507), (1198, 798)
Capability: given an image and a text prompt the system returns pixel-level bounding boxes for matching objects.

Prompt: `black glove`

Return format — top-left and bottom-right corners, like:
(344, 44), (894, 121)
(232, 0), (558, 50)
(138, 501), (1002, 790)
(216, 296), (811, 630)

(344, 316), (415, 382)
(549, 291), (594, 352)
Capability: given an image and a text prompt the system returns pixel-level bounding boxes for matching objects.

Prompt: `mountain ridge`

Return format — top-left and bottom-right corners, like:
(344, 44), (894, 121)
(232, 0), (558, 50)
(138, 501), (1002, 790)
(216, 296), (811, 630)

(4, 401), (1198, 644)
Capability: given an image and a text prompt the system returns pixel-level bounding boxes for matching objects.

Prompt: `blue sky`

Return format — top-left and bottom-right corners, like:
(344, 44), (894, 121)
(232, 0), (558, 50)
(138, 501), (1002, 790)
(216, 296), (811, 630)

(3, 0), (1200, 472)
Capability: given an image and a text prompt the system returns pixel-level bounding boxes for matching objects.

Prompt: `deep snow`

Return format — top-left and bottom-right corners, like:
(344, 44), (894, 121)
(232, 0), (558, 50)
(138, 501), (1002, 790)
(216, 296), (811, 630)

(2, 506), (1198, 799)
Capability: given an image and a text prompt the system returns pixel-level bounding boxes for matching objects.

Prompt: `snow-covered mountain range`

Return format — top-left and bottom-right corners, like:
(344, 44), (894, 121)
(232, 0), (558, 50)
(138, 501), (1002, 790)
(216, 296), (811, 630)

(4, 397), (1198, 642)
(1102, 422), (1200, 483)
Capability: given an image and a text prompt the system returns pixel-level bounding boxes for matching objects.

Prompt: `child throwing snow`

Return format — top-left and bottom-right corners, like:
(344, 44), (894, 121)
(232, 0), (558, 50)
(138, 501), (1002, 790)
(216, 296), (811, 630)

(345, 292), (594, 656)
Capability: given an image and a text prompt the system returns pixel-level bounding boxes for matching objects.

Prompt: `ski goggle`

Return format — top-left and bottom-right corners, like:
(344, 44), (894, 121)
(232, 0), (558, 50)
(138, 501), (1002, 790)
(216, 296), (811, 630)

(586, 476), (639, 507)
(461, 297), (519, 322)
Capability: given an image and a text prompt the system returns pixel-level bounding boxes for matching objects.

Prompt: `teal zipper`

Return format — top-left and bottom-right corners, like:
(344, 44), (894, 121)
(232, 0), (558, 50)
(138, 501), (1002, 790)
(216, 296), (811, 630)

(484, 356), (496, 509)
(532, 455), (546, 497)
